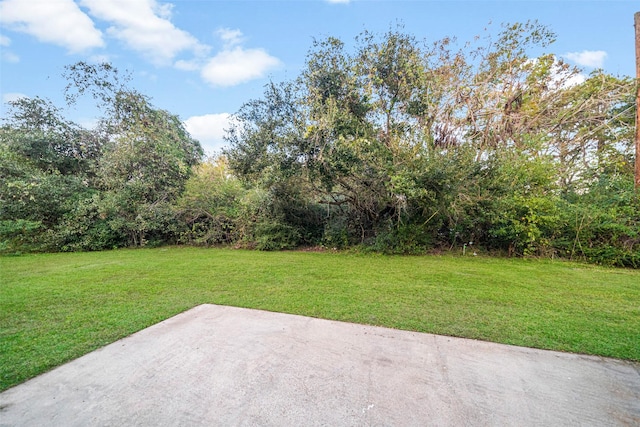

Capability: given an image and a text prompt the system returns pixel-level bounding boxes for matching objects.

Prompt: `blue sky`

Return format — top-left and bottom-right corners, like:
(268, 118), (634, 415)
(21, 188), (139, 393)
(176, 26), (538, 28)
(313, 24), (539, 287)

(1, 0), (638, 154)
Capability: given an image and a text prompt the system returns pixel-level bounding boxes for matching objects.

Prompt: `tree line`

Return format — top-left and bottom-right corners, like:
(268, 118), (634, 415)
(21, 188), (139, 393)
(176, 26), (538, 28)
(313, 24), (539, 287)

(1, 22), (638, 267)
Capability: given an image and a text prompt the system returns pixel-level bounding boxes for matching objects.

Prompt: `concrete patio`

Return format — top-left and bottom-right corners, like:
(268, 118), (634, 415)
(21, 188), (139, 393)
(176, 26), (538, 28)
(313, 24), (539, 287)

(1, 304), (639, 426)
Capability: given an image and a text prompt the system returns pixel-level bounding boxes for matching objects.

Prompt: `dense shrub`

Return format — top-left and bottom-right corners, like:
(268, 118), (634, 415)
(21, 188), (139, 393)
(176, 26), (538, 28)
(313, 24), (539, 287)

(555, 176), (640, 267)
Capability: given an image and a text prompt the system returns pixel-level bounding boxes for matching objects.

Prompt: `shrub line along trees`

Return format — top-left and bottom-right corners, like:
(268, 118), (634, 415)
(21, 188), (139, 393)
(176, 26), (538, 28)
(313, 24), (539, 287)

(1, 22), (638, 266)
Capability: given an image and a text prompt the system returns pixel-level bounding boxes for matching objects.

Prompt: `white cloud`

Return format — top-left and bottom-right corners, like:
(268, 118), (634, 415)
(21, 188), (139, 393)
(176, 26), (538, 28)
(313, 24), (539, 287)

(562, 72), (586, 88)
(1, 1), (278, 87)
(546, 59), (586, 89)
(174, 59), (200, 71)
(80, 0), (207, 65)
(2, 51), (20, 63)
(2, 92), (28, 103)
(326, 0), (351, 3)
(178, 29), (281, 87)
(184, 113), (234, 153)
(564, 50), (607, 68)
(154, 1), (174, 19)
(201, 47), (281, 87)
(216, 28), (244, 47)
(0, 34), (18, 62)
(0, 0), (104, 52)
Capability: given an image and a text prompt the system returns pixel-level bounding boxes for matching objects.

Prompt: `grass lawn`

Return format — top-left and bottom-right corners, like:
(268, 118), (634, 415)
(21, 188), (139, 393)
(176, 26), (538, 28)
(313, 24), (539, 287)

(1, 246), (639, 391)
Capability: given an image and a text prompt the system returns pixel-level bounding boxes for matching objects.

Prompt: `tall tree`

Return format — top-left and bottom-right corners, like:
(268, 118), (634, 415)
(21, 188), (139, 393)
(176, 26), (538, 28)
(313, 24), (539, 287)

(0, 97), (100, 251)
(226, 22), (636, 252)
(62, 62), (204, 246)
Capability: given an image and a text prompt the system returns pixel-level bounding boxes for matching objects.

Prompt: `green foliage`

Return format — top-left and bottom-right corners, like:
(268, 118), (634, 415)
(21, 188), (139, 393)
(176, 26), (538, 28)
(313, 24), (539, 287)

(1, 62), (203, 252)
(556, 175), (640, 267)
(224, 23), (636, 265)
(241, 184), (324, 250)
(254, 220), (301, 251)
(1, 26), (637, 267)
(176, 158), (246, 245)
(1, 97), (104, 176)
(95, 102), (202, 247)
(0, 139), (94, 253)
(321, 213), (351, 249)
(52, 193), (125, 252)
(490, 195), (560, 256)
(0, 219), (42, 253)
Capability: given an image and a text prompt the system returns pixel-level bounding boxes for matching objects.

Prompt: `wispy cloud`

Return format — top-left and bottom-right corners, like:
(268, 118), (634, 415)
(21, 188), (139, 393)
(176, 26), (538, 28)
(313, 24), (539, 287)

(174, 59), (201, 72)
(0, 35), (19, 63)
(80, 0), (208, 65)
(0, 0), (104, 52)
(88, 54), (112, 64)
(326, 0), (351, 4)
(2, 51), (20, 63)
(216, 28), (244, 48)
(184, 113), (234, 153)
(564, 50), (607, 68)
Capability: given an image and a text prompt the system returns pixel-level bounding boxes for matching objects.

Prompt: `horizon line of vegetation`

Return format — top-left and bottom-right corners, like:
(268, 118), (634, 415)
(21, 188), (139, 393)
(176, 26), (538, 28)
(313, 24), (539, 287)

(1, 20), (638, 267)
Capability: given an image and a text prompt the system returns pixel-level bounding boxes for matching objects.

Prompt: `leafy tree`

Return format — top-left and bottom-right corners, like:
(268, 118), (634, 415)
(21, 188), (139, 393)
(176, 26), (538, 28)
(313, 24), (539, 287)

(176, 156), (246, 245)
(1, 31), (636, 265)
(226, 22), (637, 260)
(60, 62), (204, 247)
(1, 96), (104, 176)
(1, 62), (204, 251)
(0, 98), (100, 252)
(95, 92), (203, 246)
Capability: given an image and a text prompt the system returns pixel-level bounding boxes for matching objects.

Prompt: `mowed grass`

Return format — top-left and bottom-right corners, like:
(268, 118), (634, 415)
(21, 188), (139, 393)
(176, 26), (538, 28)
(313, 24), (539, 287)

(1, 247), (639, 391)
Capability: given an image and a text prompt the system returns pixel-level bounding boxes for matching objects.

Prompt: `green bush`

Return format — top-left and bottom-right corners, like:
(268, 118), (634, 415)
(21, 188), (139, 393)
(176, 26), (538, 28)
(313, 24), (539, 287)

(0, 219), (42, 254)
(555, 176), (639, 267)
(322, 215), (350, 249)
(489, 195), (560, 257)
(254, 220), (301, 251)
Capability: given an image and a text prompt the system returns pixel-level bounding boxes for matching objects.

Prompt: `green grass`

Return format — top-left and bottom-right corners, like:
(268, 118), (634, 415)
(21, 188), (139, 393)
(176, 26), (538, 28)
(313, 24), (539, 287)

(1, 247), (639, 391)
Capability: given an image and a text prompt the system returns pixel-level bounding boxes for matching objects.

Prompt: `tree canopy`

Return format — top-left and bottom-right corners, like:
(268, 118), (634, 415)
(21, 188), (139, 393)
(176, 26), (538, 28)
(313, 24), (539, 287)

(1, 63), (203, 251)
(1, 24), (638, 267)
(224, 22), (638, 265)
